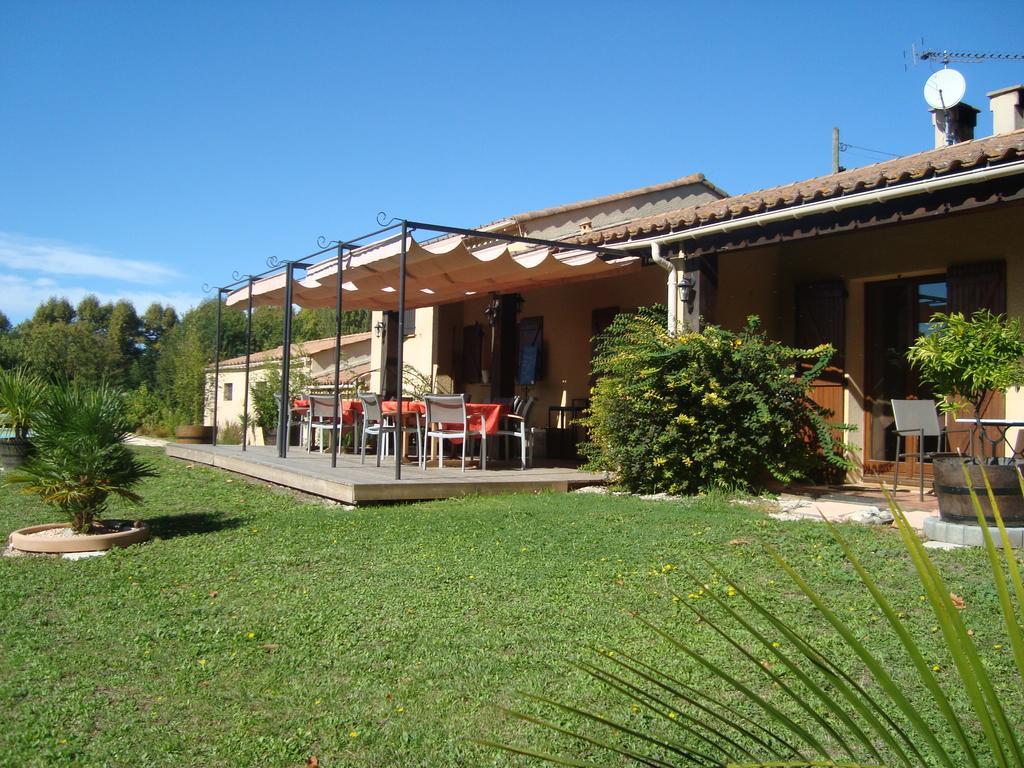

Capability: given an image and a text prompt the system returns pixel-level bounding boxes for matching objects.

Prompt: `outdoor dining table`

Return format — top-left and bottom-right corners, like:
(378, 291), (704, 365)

(336, 399), (508, 463)
(955, 417), (1024, 461)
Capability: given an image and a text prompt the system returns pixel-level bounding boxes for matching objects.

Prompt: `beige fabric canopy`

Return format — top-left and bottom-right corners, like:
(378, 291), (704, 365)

(225, 232), (640, 310)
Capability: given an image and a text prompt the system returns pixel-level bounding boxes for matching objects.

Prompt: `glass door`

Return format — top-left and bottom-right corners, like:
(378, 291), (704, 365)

(864, 276), (948, 474)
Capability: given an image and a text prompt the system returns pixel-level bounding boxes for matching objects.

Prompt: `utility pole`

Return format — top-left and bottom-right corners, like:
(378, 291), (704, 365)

(832, 127), (840, 174)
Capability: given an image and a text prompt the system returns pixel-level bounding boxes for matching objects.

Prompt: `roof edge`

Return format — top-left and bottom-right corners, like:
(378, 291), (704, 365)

(512, 173), (727, 222)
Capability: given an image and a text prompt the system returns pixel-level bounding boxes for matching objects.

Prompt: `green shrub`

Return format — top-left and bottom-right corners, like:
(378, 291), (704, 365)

(0, 367), (47, 440)
(251, 363), (314, 432)
(907, 308), (1024, 416)
(582, 308), (852, 494)
(3, 383), (156, 532)
(218, 420), (243, 444)
(123, 384), (177, 437)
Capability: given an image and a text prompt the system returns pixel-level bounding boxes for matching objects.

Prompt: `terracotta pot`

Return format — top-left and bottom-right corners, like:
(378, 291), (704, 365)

(934, 457), (1024, 525)
(0, 438), (31, 470)
(8, 522), (150, 554)
(175, 425), (215, 444)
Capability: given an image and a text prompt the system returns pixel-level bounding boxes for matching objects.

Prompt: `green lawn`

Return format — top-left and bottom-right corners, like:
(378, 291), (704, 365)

(0, 449), (1017, 767)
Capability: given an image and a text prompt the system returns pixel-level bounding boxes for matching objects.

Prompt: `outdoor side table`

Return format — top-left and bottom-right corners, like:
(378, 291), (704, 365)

(955, 418), (1024, 462)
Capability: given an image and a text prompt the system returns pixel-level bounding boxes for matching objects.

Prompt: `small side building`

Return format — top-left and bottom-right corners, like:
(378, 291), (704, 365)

(205, 332), (371, 445)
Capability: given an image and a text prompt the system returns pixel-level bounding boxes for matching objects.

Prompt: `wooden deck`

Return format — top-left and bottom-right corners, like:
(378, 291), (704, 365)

(165, 443), (607, 505)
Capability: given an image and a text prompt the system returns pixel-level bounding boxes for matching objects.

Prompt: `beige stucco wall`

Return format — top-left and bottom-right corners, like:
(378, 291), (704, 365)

(707, 201), (1024, 469)
(368, 307), (438, 393)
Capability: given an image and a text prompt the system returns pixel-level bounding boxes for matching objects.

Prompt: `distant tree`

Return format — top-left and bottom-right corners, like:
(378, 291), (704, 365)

(292, 307), (370, 343)
(249, 306), (285, 352)
(155, 321), (209, 424)
(105, 300), (142, 386)
(0, 311), (15, 369)
(292, 307), (334, 342)
(33, 297), (75, 325)
(15, 321), (108, 383)
(137, 303), (178, 388)
(75, 295), (112, 331)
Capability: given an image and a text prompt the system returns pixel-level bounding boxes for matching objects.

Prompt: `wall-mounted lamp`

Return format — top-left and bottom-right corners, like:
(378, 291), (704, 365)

(483, 294), (501, 327)
(678, 275), (696, 307)
(374, 319), (386, 339)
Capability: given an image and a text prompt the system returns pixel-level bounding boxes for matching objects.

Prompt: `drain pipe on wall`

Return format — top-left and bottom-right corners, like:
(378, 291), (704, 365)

(650, 241), (678, 333)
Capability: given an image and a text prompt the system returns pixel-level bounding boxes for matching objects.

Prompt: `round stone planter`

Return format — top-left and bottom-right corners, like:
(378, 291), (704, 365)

(0, 437), (31, 470)
(174, 425), (215, 444)
(933, 457), (1024, 525)
(8, 521), (150, 554)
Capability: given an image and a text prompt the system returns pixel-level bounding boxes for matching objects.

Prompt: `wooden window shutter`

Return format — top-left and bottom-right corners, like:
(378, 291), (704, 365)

(794, 279), (847, 373)
(947, 260), (1006, 316)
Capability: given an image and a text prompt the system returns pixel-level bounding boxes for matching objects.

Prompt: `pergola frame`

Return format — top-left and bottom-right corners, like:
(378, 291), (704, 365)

(209, 218), (637, 480)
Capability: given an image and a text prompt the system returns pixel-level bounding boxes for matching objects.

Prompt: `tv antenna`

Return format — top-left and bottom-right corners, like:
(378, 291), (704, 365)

(910, 45), (1024, 66)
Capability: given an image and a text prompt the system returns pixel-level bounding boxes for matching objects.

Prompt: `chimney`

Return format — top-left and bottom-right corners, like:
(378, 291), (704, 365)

(931, 103), (980, 148)
(988, 84), (1024, 135)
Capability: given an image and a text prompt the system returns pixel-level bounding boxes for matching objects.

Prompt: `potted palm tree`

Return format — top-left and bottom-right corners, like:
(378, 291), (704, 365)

(3, 382), (157, 553)
(0, 367), (46, 470)
(907, 308), (1024, 523)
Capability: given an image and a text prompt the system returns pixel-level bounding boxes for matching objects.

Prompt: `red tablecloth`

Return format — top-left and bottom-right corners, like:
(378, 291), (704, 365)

(334, 400), (507, 435)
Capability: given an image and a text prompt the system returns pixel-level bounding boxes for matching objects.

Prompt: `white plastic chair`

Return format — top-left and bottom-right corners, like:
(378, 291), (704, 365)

(303, 394), (344, 453)
(495, 396), (536, 469)
(422, 394), (486, 472)
(892, 399), (967, 501)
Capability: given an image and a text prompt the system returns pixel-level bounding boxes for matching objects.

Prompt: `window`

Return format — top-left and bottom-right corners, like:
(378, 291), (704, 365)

(223, 382), (233, 401)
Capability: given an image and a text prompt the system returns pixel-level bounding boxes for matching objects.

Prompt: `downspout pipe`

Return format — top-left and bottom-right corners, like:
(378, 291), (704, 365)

(649, 241), (677, 334)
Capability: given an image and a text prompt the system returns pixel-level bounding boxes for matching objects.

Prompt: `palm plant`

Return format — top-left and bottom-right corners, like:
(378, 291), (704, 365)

(483, 467), (1024, 767)
(3, 383), (156, 533)
(0, 366), (46, 440)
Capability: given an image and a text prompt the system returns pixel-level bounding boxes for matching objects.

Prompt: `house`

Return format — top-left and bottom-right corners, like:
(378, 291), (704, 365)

(226, 175), (728, 456)
(205, 331), (372, 444)
(572, 84), (1024, 480)
(223, 83), (1024, 481)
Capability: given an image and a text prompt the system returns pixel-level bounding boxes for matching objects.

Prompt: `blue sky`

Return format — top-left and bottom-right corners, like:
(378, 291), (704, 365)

(2, 1), (1022, 322)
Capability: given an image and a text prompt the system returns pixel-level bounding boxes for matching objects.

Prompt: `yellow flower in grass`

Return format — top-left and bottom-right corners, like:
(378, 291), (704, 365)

(349, 731), (359, 739)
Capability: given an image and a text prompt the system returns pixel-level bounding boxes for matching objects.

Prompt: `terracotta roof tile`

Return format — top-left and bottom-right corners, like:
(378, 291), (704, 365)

(512, 173), (727, 222)
(584, 130), (1024, 246)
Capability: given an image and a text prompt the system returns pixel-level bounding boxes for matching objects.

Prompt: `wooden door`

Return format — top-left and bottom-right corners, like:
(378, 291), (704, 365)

(795, 280), (847, 449)
(864, 262), (1006, 476)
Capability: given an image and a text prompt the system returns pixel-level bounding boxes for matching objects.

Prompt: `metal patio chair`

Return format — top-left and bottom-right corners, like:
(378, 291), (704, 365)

(494, 396), (536, 470)
(892, 398), (969, 501)
(422, 394), (486, 472)
(358, 392), (396, 467)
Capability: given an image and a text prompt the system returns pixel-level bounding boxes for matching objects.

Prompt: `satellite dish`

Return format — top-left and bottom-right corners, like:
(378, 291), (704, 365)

(924, 68), (966, 110)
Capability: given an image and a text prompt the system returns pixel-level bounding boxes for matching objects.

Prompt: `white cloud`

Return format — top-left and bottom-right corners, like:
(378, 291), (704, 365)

(0, 231), (181, 286)
(0, 273), (200, 322)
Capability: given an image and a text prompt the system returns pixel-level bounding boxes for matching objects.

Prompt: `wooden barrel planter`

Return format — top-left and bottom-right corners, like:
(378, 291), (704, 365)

(933, 457), (1024, 525)
(174, 425), (215, 444)
(0, 438), (31, 470)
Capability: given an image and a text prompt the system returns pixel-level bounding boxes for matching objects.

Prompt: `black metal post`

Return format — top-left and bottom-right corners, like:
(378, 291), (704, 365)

(395, 221), (408, 481)
(241, 277), (254, 451)
(211, 289), (224, 446)
(278, 264), (296, 458)
(330, 245), (344, 468)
